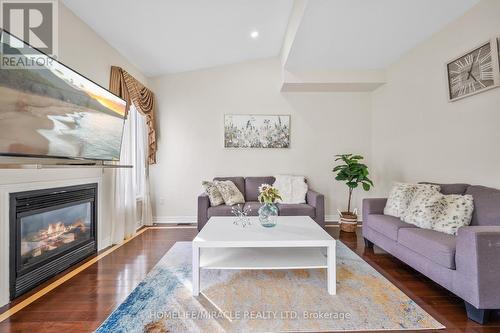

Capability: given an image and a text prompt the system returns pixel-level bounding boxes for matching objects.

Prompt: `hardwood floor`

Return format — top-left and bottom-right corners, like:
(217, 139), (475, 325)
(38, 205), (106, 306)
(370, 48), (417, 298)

(0, 225), (498, 333)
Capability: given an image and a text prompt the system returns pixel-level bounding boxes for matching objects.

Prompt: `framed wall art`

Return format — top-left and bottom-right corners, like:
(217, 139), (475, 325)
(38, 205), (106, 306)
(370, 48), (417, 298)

(224, 114), (290, 148)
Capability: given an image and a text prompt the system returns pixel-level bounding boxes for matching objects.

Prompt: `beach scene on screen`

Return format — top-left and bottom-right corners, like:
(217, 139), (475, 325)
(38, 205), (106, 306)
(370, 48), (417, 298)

(0, 32), (126, 160)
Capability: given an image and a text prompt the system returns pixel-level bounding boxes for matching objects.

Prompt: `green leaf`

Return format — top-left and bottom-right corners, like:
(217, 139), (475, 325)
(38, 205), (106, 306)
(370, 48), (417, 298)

(332, 153), (372, 192)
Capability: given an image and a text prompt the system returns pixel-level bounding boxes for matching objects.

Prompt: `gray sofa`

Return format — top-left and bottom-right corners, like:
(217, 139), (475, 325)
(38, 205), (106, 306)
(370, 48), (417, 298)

(198, 176), (325, 231)
(362, 183), (500, 324)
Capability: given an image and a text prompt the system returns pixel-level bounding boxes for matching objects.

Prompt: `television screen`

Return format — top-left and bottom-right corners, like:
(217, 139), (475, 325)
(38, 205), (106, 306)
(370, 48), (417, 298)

(0, 30), (126, 161)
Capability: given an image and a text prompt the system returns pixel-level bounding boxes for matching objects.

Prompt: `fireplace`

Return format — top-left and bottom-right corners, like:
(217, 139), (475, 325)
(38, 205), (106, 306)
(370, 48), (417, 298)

(9, 183), (97, 299)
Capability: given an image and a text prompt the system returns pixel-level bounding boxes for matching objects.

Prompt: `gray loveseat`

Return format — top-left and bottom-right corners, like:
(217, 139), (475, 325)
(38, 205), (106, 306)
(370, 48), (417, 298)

(198, 176), (325, 231)
(362, 183), (500, 324)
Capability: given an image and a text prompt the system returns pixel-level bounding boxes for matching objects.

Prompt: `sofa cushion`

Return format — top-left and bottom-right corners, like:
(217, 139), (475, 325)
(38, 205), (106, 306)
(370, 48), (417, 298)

(245, 177), (275, 201)
(202, 181), (224, 207)
(213, 177), (245, 198)
(420, 182), (470, 195)
(465, 185), (500, 226)
(364, 214), (417, 241)
(402, 191), (440, 229)
(214, 180), (245, 206)
(398, 228), (457, 269)
(431, 194), (474, 235)
(273, 174), (308, 204)
(207, 204), (235, 218)
(403, 191), (474, 235)
(244, 201), (261, 216)
(277, 203), (315, 218)
(384, 183), (440, 218)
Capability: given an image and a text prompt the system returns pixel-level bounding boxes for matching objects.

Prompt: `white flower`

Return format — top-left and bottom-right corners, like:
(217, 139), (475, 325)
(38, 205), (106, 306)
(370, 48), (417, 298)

(258, 184), (271, 193)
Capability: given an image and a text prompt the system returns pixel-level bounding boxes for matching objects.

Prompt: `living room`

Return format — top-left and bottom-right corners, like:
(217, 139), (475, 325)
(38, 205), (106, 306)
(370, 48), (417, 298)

(0, 0), (499, 332)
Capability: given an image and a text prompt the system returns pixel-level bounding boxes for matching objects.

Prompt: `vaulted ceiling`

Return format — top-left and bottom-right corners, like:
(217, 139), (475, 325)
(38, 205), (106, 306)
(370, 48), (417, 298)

(62, 0), (479, 77)
(62, 0), (294, 76)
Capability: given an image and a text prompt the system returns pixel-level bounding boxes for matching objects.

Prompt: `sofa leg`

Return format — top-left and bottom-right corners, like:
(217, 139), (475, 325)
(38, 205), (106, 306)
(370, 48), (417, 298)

(465, 302), (490, 324)
(364, 237), (374, 249)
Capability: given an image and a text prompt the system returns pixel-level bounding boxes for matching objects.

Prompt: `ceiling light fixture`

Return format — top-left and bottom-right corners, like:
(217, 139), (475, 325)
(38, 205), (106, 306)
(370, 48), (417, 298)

(250, 30), (259, 39)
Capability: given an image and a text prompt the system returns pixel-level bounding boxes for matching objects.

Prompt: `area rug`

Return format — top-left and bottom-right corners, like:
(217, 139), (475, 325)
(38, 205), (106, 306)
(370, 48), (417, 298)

(96, 242), (444, 332)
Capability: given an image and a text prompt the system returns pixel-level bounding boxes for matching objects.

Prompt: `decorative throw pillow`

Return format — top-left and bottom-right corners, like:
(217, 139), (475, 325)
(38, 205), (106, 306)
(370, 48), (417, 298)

(214, 180), (245, 206)
(202, 181), (224, 207)
(402, 192), (474, 235)
(273, 174), (308, 204)
(402, 191), (443, 228)
(384, 183), (440, 218)
(431, 194), (474, 235)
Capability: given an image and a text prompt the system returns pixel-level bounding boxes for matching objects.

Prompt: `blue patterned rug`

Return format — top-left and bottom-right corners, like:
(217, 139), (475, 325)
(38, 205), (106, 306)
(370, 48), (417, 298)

(96, 242), (444, 332)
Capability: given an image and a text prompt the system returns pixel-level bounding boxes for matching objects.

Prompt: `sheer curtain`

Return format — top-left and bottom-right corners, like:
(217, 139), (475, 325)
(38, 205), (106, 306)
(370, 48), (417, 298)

(111, 106), (153, 244)
(134, 106), (153, 228)
(111, 106), (136, 243)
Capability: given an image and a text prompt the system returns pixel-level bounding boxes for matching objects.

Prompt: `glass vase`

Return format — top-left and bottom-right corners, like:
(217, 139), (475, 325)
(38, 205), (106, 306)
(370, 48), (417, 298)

(258, 203), (278, 227)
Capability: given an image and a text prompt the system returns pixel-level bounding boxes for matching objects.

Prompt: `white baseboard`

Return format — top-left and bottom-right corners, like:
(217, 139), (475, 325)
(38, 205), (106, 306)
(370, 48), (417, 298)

(154, 216), (197, 224)
(325, 215), (338, 222)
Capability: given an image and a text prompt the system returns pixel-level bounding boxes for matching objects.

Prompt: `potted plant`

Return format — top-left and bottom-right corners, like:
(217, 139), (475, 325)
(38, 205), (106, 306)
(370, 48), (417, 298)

(257, 184), (282, 228)
(332, 154), (373, 232)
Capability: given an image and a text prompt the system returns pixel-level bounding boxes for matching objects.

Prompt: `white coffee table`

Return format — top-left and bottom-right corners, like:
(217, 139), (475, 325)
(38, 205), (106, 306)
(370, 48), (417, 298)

(192, 216), (336, 296)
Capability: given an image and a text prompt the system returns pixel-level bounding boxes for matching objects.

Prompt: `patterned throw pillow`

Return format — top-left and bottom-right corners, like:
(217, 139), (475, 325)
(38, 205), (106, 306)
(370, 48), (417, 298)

(202, 181), (224, 207)
(214, 180), (245, 206)
(384, 183), (440, 218)
(402, 191), (443, 228)
(402, 192), (474, 235)
(431, 194), (474, 235)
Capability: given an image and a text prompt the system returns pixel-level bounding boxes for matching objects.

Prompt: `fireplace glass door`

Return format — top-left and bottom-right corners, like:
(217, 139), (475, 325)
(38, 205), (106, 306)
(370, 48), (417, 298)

(19, 202), (92, 269)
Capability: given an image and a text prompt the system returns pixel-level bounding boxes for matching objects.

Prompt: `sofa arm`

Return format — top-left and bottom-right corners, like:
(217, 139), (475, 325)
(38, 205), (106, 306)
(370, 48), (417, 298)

(362, 198), (387, 218)
(307, 190), (324, 227)
(197, 193), (210, 231)
(455, 226), (500, 309)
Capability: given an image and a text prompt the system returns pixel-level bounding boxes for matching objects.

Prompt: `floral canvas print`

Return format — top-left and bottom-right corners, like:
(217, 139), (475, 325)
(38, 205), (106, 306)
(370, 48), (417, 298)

(224, 114), (290, 148)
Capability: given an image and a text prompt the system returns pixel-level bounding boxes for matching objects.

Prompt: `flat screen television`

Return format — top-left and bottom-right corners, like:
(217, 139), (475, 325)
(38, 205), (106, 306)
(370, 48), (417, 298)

(0, 30), (126, 161)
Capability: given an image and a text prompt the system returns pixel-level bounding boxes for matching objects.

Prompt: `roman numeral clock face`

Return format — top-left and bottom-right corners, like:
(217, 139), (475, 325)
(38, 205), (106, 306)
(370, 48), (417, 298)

(447, 42), (495, 100)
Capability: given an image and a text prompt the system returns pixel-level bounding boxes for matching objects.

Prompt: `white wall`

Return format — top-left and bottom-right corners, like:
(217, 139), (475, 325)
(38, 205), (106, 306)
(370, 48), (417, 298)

(150, 58), (372, 222)
(58, 3), (147, 85)
(371, 0), (500, 196)
(0, 3), (148, 306)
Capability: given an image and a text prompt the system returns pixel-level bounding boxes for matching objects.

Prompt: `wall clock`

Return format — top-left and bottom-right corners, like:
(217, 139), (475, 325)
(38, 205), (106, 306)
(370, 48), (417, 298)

(446, 38), (500, 101)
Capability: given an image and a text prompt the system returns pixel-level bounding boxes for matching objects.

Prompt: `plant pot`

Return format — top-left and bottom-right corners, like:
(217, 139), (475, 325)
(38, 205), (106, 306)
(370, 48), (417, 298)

(339, 211), (358, 233)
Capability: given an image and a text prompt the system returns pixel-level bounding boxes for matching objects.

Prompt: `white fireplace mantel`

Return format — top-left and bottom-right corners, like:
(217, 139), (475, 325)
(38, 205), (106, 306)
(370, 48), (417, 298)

(0, 175), (105, 307)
